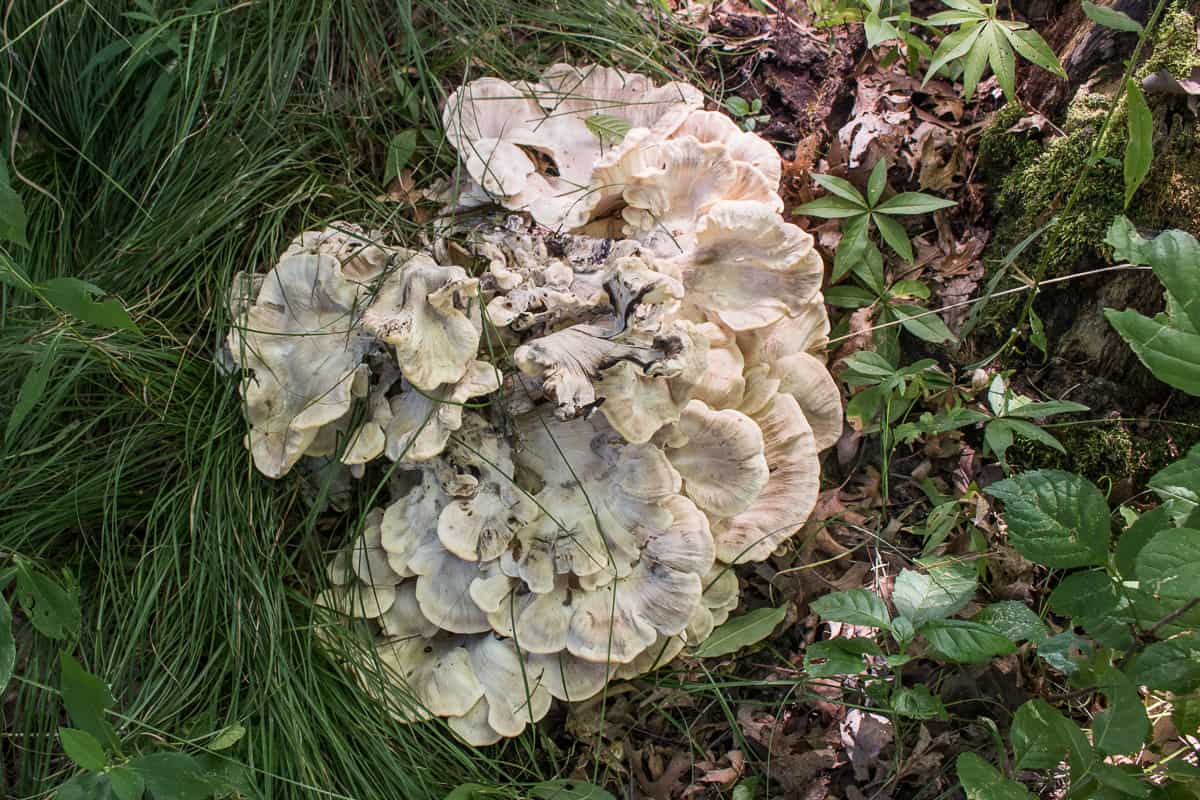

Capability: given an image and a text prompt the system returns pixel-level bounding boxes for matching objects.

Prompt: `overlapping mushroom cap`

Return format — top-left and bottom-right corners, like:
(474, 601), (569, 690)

(226, 65), (843, 745)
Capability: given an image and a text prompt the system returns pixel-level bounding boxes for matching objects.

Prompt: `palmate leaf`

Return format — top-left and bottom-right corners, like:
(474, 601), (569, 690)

(1082, 0), (1143, 32)
(987, 23), (1016, 99)
(811, 173), (868, 206)
(873, 212), (913, 262)
(794, 196), (868, 219)
(925, 22), (985, 83)
(874, 192), (956, 215)
(1005, 27), (1067, 79)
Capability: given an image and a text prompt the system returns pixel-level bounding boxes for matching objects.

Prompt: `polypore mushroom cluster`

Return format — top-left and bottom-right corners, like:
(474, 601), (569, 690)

(225, 64), (840, 744)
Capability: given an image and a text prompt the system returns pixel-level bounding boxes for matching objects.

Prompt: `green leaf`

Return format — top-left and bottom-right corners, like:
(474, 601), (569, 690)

(888, 279), (930, 300)
(893, 557), (977, 625)
(961, 35), (991, 102)
(865, 12), (901, 47)
(208, 723), (246, 751)
(1082, 1), (1143, 33)
(1093, 762), (1150, 797)
(921, 619), (1016, 662)
(1115, 506), (1172, 578)
(1106, 308), (1200, 395)
(892, 302), (956, 344)
(1011, 699), (1069, 770)
(804, 638), (879, 677)
(384, 129), (418, 184)
(54, 773), (114, 800)
(1136, 528), (1200, 606)
(60, 652), (120, 752)
(1172, 693), (1200, 736)
(988, 22), (1017, 99)
(692, 605), (786, 657)
(444, 784), (489, 800)
(586, 115), (632, 147)
(15, 562), (80, 641)
(108, 765), (146, 800)
(1029, 306), (1048, 354)
(873, 212), (914, 262)
(956, 752), (1036, 800)
(1148, 445), (1200, 524)
(1093, 666), (1150, 756)
(1048, 570), (1131, 645)
(1126, 635), (1200, 693)
(985, 470), (1112, 568)
(811, 173), (868, 207)
(1039, 631), (1093, 674)
(867, 158), (888, 207)
(833, 213), (873, 281)
(1003, 418), (1067, 453)
(1106, 215), (1149, 264)
(6, 335), (59, 442)
(0, 595), (12, 693)
(874, 192), (957, 215)
(811, 589), (891, 628)
(1006, 28), (1067, 78)
(971, 601), (1048, 643)
(892, 685), (947, 720)
(825, 285), (878, 308)
(725, 96), (751, 116)
(60, 728), (108, 772)
(0, 158), (29, 247)
(530, 780), (617, 800)
(131, 752), (223, 800)
(1124, 80), (1153, 208)
(1003, 399), (1090, 419)
(852, 242), (886, 296)
(925, 23), (985, 83)
(40, 277), (140, 333)
(1138, 228), (1200, 332)
(795, 196), (867, 219)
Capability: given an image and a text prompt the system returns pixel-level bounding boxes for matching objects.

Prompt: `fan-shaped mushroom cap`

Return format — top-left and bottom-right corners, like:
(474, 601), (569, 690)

(448, 635), (552, 743)
(689, 322), (745, 410)
(662, 400), (769, 518)
(378, 582), (440, 640)
(442, 77), (549, 200)
(712, 394), (820, 563)
(383, 361), (500, 463)
(362, 254), (482, 392)
(228, 251), (377, 478)
(671, 110), (783, 189)
(739, 300), (832, 365)
(770, 351), (843, 452)
(350, 508), (394, 584)
(527, 651), (612, 703)
(380, 469), (450, 577)
(612, 633), (686, 680)
(408, 540), (492, 634)
(679, 200), (823, 331)
(375, 636), (484, 721)
(284, 223), (394, 282)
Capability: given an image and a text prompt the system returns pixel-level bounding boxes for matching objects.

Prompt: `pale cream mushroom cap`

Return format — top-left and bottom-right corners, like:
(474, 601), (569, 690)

(671, 110), (783, 189)
(229, 252), (376, 478)
(612, 633), (686, 680)
(442, 77), (549, 199)
(451, 635), (552, 742)
(378, 582), (440, 641)
(283, 223), (394, 283)
(350, 508), (394, 585)
(408, 539), (492, 634)
(375, 636), (484, 722)
(380, 469), (449, 577)
(771, 351), (843, 452)
(681, 200), (824, 331)
(361, 254), (482, 392)
(712, 393), (820, 563)
(688, 321), (745, 410)
(383, 361), (500, 463)
(663, 400), (769, 518)
(527, 650), (612, 703)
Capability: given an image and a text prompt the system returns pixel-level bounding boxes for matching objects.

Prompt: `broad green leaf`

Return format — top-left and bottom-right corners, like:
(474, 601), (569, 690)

(1011, 699), (1069, 770)
(1106, 215), (1149, 264)
(921, 619), (1016, 662)
(1173, 693), (1200, 736)
(961, 35), (991, 102)
(108, 765), (146, 800)
(956, 752), (1036, 800)
(891, 615), (916, 645)
(208, 723), (246, 751)
(1082, 1), (1143, 33)
(1002, 419), (1067, 453)
(1092, 666), (1150, 755)
(1148, 445), (1200, 524)
(1136, 528), (1200, 606)
(892, 557), (977, 625)
(692, 605), (786, 657)
(852, 242), (886, 296)
(985, 470), (1112, 568)
(1004, 399), (1090, 419)
(584, 115), (632, 146)
(725, 96), (751, 116)
(795, 196), (868, 219)
(531, 779), (617, 800)
(984, 420), (1015, 468)
(865, 12), (900, 47)
(811, 173), (867, 206)
(1106, 308), (1200, 395)
(384, 129), (418, 184)
(971, 601), (1047, 643)
(925, 23), (985, 83)
(873, 212), (914, 262)
(892, 685), (947, 720)
(0, 595), (11, 692)
(1006, 28), (1067, 78)
(1115, 505), (1172, 578)
(988, 22), (1017, 99)
(0, 158), (28, 247)
(810, 589), (890, 628)
(1092, 762), (1150, 797)
(1048, 570), (1134, 648)
(832, 213), (873, 280)
(60, 652), (120, 751)
(824, 285), (878, 308)
(888, 279), (930, 299)
(892, 303), (956, 343)
(131, 751), (223, 800)
(874, 192), (957, 215)
(1124, 80), (1152, 208)
(40, 277), (140, 333)
(60, 728), (108, 772)
(1138, 228), (1200, 332)
(1029, 307), (1048, 354)
(804, 638), (878, 677)
(6, 335), (58, 442)
(1125, 635), (1200, 693)
(939, 0), (988, 13)
(927, 10), (989, 26)
(867, 159), (888, 206)
(15, 562), (80, 641)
